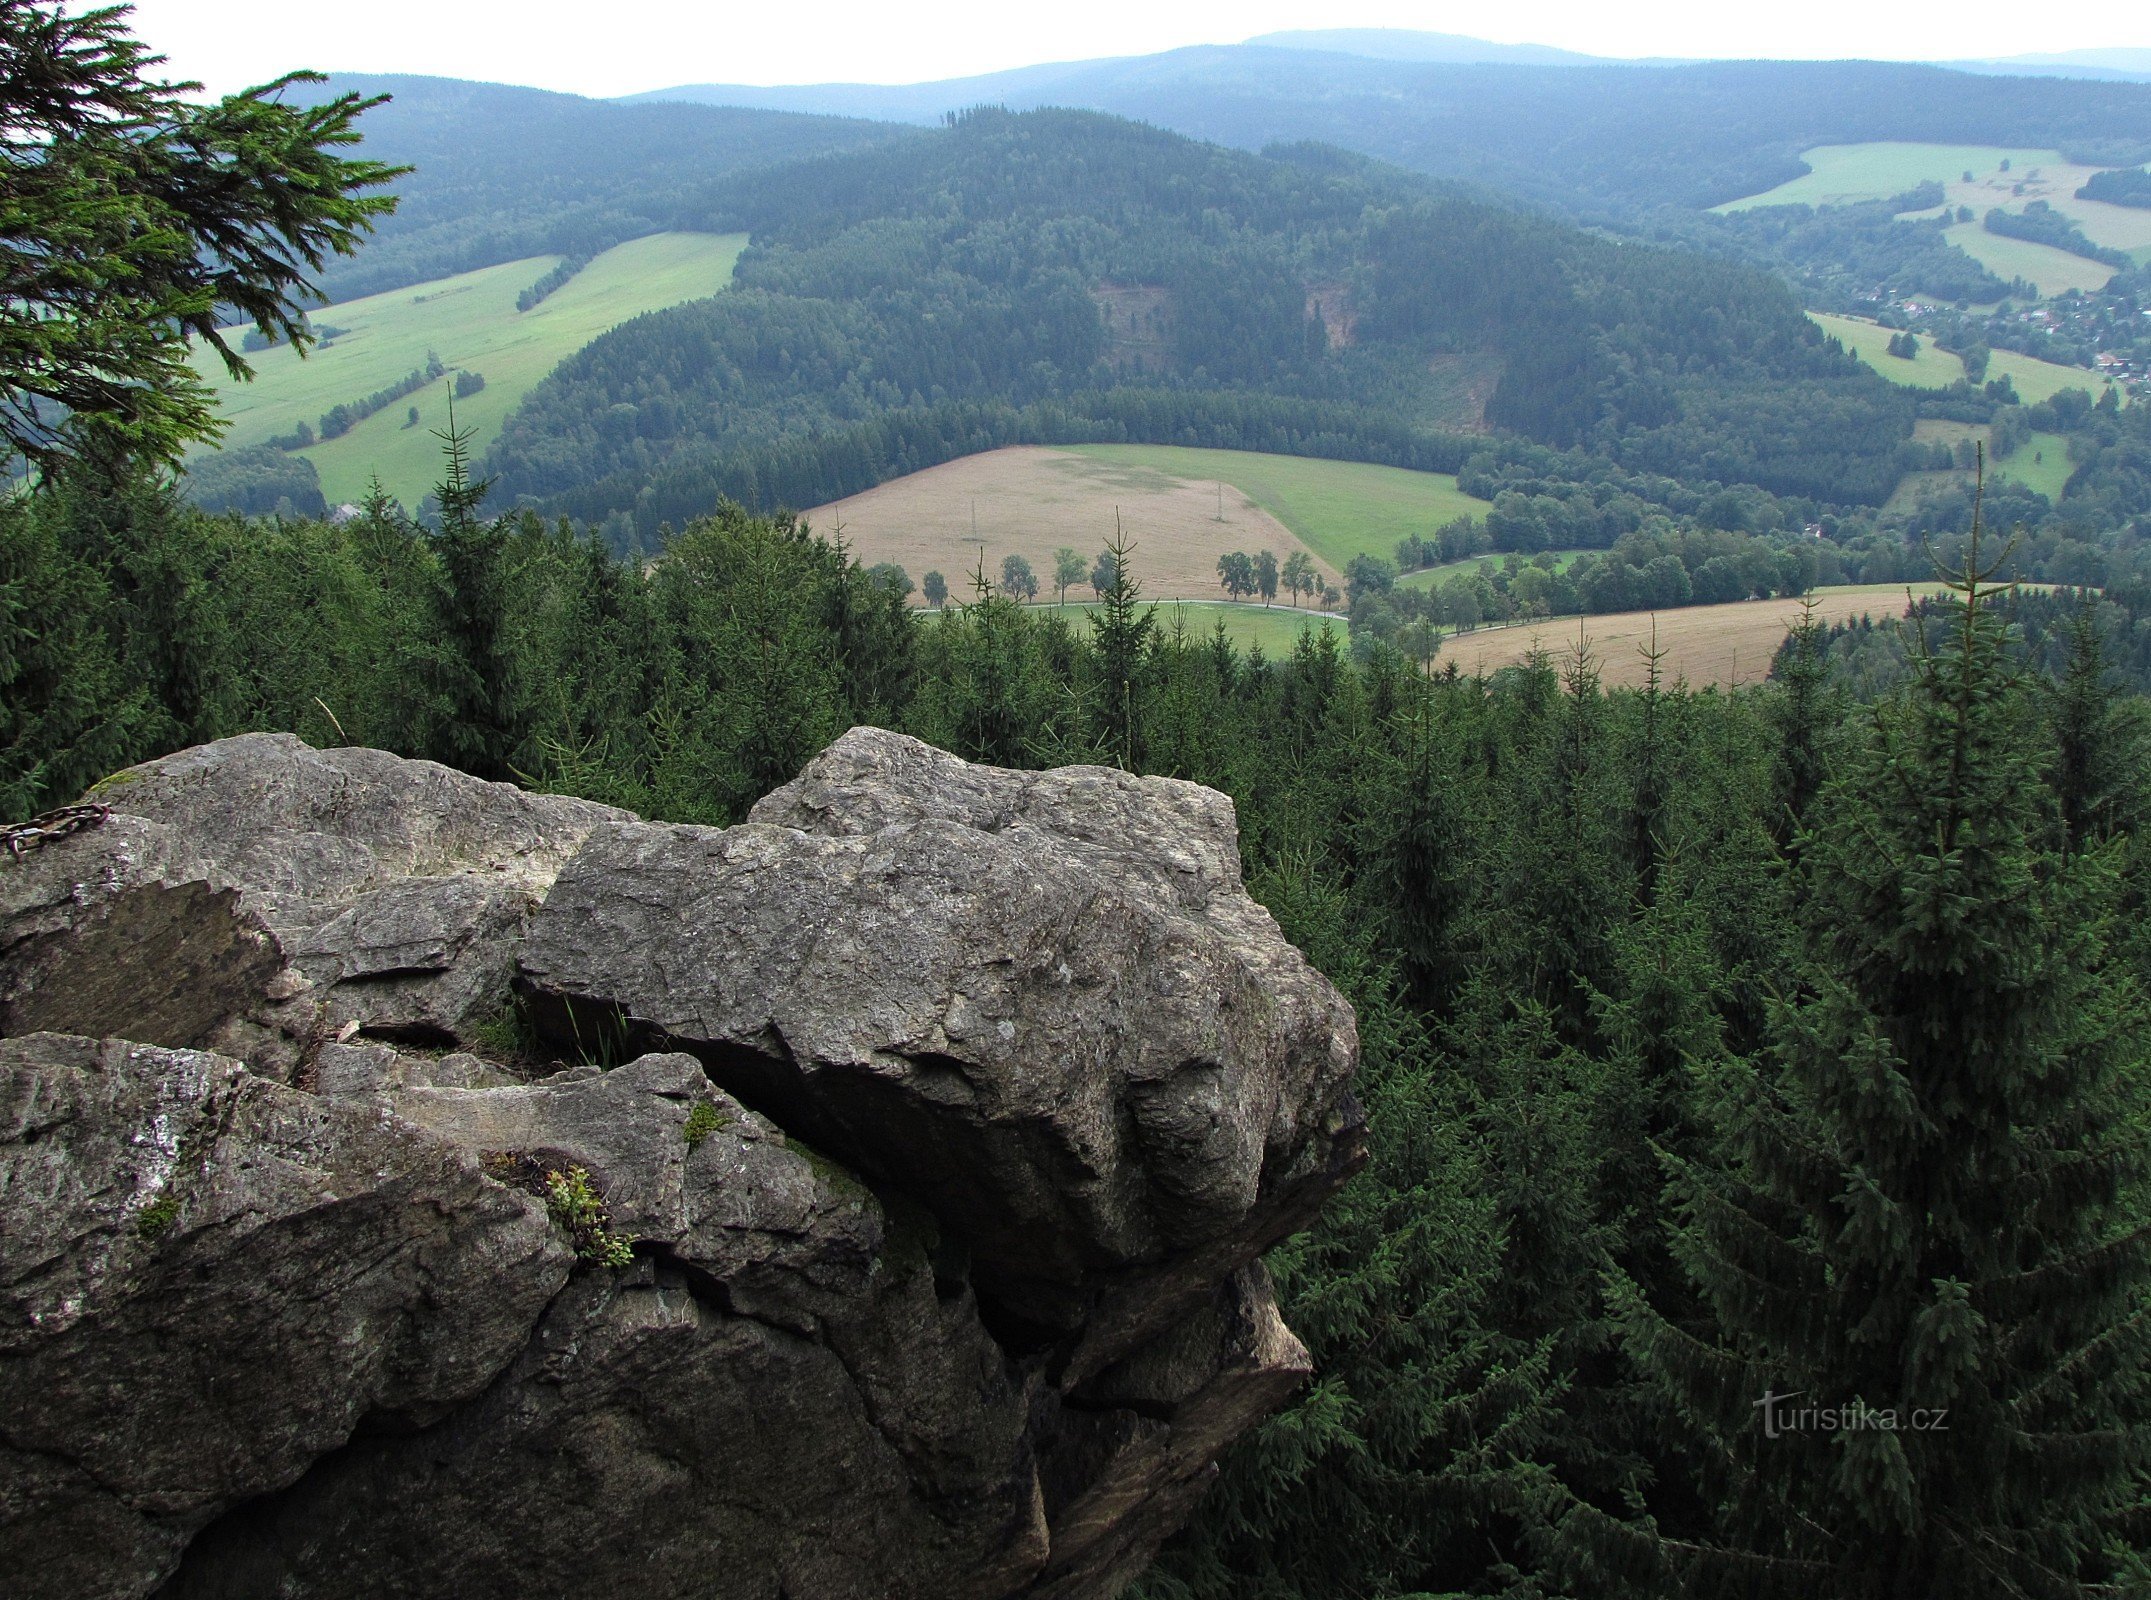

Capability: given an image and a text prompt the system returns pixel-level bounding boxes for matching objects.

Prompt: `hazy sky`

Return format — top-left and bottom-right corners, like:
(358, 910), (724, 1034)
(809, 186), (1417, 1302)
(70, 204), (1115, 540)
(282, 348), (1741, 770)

(122, 0), (2149, 99)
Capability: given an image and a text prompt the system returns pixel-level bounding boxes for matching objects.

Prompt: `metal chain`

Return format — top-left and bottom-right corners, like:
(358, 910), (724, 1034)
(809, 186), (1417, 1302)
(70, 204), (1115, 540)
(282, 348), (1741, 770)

(1, 803), (110, 859)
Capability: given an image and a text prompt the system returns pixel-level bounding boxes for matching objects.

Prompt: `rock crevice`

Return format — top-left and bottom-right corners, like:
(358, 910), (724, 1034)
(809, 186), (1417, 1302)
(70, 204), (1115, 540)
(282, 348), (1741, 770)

(0, 729), (1362, 1600)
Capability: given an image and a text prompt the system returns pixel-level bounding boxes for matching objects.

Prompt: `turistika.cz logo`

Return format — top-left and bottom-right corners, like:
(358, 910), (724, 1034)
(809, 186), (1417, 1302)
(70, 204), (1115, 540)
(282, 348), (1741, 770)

(1752, 1390), (1950, 1439)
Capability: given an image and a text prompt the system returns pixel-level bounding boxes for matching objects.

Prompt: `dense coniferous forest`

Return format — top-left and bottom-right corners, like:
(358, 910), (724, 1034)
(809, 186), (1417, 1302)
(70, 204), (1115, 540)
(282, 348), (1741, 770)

(478, 109), (1913, 543)
(8, 452), (2150, 1597)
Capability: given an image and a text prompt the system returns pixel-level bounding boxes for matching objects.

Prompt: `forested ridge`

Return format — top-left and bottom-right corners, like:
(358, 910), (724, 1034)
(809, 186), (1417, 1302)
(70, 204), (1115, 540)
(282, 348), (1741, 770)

(638, 51), (2151, 215)
(480, 108), (1914, 544)
(290, 75), (901, 301)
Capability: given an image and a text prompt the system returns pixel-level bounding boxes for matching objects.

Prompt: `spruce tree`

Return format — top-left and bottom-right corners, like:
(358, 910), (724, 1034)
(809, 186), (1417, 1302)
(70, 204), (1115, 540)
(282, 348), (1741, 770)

(425, 409), (519, 781)
(1611, 512), (2151, 1598)
(2047, 596), (2135, 853)
(1089, 520), (1155, 770)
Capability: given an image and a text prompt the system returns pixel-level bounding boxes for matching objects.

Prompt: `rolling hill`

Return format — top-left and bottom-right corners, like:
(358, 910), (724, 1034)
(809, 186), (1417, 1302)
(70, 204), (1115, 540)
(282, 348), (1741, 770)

(290, 76), (899, 302)
(477, 107), (1915, 545)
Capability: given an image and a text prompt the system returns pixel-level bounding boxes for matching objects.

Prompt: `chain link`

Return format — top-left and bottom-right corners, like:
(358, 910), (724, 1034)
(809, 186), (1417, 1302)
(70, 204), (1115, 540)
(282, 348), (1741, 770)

(1, 803), (111, 859)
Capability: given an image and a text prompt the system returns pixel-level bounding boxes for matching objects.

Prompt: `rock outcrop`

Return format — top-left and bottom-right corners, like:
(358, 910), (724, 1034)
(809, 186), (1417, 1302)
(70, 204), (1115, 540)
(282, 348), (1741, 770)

(0, 730), (1362, 1600)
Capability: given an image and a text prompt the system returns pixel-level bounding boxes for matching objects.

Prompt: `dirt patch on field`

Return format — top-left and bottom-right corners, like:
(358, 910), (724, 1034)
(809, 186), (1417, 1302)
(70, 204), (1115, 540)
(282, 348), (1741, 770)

(804, 446), (1341, 602)
(1444, 587), (1936, 689)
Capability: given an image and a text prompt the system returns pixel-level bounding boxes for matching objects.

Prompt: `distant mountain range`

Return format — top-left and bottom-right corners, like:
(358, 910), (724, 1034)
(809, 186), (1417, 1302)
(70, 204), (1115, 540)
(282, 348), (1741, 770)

(628, 30), (2151, 107)
(1242, 29), (1662, 68)
(1959, 48), (2151, 82)
(304, 35), (2151, 311)
(623, 44), (2151, 216)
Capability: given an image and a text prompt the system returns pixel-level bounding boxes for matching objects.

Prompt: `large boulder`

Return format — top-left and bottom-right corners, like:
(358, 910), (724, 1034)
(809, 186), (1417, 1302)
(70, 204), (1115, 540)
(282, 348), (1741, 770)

(0, 1032), (569, 1600)
(0, 734), (629, 1074)
(0, 730), (1362, 1599)
(165, 1051), (1051, 1600)
(519, 728), (1362, 1378)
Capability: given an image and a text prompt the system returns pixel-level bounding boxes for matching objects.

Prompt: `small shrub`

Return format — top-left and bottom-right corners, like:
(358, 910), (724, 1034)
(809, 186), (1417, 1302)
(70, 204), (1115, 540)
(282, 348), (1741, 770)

(684, 1101), (726, 1148)
(466, 998), (541, 1063)
(135, 1195), (181, 1239)
(543, 1165), (635, 1267)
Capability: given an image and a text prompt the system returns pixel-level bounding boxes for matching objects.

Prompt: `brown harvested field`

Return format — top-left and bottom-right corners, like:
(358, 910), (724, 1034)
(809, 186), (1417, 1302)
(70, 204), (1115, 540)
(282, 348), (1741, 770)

(1445, 585), (1949, 689)
(804, 446), (1340, 601)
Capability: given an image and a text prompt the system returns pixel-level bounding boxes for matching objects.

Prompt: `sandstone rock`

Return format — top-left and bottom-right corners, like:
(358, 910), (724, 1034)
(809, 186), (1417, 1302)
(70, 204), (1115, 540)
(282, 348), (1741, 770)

(520, 727), (1363, 1375)
(0, 735), (631, 1071)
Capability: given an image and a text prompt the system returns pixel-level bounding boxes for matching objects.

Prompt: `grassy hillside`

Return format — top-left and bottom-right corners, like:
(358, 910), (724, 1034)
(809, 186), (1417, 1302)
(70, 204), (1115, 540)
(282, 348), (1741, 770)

(1997, 430), (2077, 499)
(1809, 312), (2115, 408)
(1059, 444), (1491, 570)
(1888, 421), (2077, 508)
(1715, 142), (2064, 211)
(188, 233), (746, 507)
(1942, 221), (2119, 296)
(1723, 141), (2151, 281)
(298, 76), (894, 301)
(1396, 549), (1589, 592)
(1810, 312), (1969, 384)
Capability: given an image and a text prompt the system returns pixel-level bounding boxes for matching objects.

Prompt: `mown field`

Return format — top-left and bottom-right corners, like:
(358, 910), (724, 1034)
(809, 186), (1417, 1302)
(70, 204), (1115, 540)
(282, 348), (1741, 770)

(1049, 598), (1346, 654)
(806, 444), (1492, 604)
(187, 232), (747, 506)
(1809, 313), (2119, 410)
(1059, 444), (1491, 570)
(1443, 584), (1949, 689)
(1716, 143), (2063, 212)
(1723, 142), (2151, 273)
(1942, 221), (2119, 297)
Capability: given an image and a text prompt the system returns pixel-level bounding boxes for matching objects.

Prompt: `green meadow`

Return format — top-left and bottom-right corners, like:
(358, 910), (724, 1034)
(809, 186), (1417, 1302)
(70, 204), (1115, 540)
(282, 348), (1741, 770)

(1033, 598), (1346, 654)
(1888, 422), (2078, 510)
(1942, 222), (2118, 297)
(1995, 431), (2076, 501)
(1809, 313), (2119, 409)
(1716, 143), (2064, 212)
(1809, 312), (1971, 385)
(188, 232), (747, 506)
(1060, 443), (1491, 571)
(1723, 142), (2151, 277)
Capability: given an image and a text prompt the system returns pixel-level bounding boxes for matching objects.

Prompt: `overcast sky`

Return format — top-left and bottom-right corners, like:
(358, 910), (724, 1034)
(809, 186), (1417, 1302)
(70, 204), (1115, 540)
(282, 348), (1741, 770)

(122, 0), (2149, 100)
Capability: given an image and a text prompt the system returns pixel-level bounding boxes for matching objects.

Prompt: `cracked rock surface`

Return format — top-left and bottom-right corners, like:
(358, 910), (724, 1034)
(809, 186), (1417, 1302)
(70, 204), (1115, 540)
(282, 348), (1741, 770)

(0, 730), (1362, 1599)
